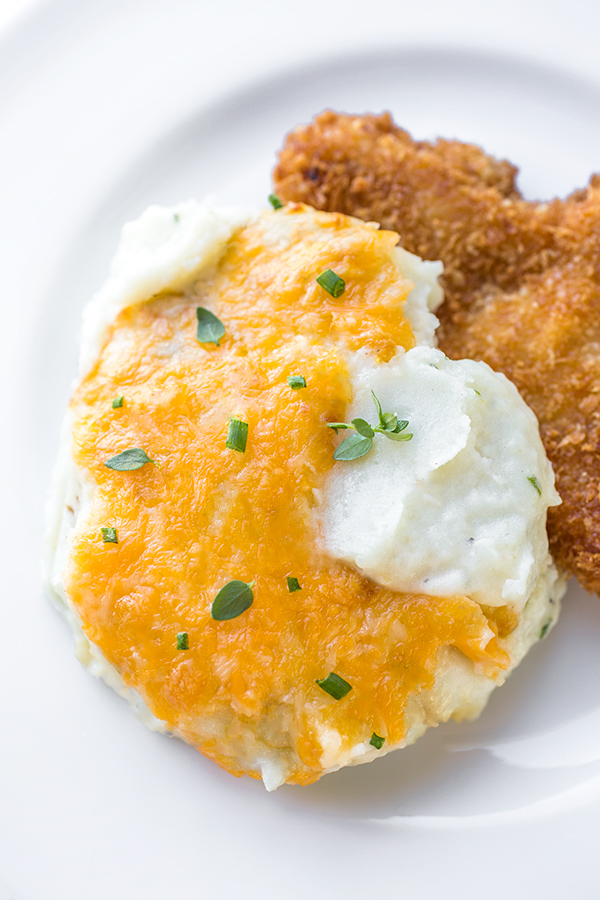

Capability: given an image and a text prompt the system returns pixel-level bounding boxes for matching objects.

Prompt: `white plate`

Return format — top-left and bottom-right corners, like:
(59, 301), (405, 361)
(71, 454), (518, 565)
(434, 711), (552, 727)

(3, 1), (600, 898)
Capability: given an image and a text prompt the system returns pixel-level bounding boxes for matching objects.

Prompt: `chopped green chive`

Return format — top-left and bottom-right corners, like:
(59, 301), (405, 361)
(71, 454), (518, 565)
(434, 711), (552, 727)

(287, 576), (301, 593)
(100, 527), (118, 544)
(211, 580), (255, 621)
(226, 417), (249, 453)
(316, 672), (352, 700)
(104, 448), (153, 471)
(528, 475), (542, 496)
(539, 620), (552, 640)
(316, 269), (345, 298)
(112, 396), (124, 409)
(196, 307), (225, 346)
(173, 213), (180, 223)
(268, 193), (284, 210)
(329, 390), (412, 461)
(287, 375), (306, 390)
(176, 632), (189, 650)
(369, 732), (385, 750)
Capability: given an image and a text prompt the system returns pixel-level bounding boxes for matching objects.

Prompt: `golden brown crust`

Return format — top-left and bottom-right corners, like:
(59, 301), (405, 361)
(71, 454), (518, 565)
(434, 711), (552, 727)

(274, 110), (600, 593)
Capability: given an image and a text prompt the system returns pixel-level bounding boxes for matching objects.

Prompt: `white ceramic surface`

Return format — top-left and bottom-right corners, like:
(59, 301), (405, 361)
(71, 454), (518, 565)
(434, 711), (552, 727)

(0, 0), (37, 34)
(3, 1), (600, 898)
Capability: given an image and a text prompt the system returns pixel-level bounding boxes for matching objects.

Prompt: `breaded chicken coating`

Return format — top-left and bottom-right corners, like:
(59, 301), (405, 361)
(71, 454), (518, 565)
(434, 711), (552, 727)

(274, 111), (600, 594)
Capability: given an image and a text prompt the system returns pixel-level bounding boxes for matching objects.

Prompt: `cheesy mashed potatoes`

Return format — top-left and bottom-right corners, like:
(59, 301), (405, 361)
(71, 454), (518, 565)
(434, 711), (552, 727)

(46, 202), (565, 789)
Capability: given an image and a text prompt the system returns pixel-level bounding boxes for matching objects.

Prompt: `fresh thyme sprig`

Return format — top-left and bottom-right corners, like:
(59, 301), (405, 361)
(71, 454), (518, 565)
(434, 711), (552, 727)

(327, 390), (413, 461)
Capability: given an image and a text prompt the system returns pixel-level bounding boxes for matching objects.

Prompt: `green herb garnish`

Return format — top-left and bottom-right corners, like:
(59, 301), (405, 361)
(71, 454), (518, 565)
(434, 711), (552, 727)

(268, 193), (283, 210)
(369, 732), (385, 750)
(196, 307), (225, 346)
(316, 672), (352, 700)
(528, 475), (542, 496)
(211, 580), (255, 621)
(176, 632), (189, 650)
(328, 390), (412, 461)
(173, 213), (180, 223)
(287, 376), (306, 390)
(226, 417), (249, 453)
(539, 620), (552, 640)
(100, 527), (118, 544)
(332, 431), (373, 460)
(112, 396), (124, 409)
(104, 448), (153, 471)
(316, 269), (345, 298)
(287, 576), (301, 593)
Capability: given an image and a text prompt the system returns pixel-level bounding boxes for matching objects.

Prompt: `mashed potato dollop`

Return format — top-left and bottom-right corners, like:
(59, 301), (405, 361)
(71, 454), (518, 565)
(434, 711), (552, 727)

(323, 346), (559, 611)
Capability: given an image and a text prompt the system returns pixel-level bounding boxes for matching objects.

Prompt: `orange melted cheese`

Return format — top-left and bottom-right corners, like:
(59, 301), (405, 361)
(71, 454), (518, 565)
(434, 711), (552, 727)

(65, 207), (509, 785)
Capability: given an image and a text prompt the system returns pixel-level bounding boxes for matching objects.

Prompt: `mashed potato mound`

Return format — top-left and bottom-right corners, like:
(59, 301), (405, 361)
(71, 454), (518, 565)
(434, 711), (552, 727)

(46, 202), (565, 790)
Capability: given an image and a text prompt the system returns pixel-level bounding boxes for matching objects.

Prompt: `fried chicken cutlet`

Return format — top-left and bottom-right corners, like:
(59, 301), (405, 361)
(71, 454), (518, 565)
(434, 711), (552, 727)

(273, 111), (600, 594)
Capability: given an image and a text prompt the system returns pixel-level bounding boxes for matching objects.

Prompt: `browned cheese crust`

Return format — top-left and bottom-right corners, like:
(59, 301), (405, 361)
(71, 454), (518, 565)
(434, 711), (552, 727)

(273, 110), (600, 594)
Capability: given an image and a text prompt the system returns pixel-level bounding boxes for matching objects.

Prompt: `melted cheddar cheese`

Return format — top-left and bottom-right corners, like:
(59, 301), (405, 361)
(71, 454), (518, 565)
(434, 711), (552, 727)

(64, 207), (509, 785)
